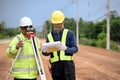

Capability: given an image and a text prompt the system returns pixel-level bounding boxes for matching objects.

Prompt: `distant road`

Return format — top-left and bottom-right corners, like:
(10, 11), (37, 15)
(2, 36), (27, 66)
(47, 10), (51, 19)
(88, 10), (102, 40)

(0, 38), (12, 44)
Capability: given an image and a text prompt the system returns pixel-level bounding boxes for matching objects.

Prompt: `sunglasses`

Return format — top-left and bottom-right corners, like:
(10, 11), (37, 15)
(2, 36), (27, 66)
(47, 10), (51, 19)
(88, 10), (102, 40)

(20, 25), (33, 29)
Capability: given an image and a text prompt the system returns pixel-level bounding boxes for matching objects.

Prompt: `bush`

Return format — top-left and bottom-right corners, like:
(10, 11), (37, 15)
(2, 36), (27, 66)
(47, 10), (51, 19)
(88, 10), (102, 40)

(95, 39), (119, 51)
(110, 41), (119, 51)
(95, 39), (106, 48)
(80, 38), (96, 46)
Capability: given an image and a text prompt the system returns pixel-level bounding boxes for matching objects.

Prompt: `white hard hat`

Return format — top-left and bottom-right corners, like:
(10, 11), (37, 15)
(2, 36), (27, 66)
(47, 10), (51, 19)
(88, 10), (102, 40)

(20, 16), (32, 27)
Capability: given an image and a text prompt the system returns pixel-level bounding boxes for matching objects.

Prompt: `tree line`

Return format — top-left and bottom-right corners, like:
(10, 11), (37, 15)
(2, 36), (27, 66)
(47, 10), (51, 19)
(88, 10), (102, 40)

(0, 11), (120, 51)
(42, 11), (120, 51)
(0, 22), (20, 39)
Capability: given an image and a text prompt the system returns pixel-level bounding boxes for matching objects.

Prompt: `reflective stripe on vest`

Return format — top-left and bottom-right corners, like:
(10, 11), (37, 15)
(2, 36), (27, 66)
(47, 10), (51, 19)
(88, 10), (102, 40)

(13, 67), (37, 72)
(17, 48), (35, 59)
(48, 29), (73, 63)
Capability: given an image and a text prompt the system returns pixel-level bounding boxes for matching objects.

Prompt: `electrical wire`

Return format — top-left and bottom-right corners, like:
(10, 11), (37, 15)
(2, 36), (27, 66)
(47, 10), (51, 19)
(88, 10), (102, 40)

(60, 0), (75, 12)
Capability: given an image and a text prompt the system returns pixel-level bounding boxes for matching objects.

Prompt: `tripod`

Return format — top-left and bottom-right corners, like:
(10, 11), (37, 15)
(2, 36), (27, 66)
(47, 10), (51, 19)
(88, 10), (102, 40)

(5, 32), (46, 80)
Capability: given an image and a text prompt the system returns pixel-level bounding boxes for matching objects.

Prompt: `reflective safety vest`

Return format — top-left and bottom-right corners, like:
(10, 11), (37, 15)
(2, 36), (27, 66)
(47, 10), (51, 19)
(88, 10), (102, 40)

(6, 33), (40, 79)
(47, 29), (73, 63)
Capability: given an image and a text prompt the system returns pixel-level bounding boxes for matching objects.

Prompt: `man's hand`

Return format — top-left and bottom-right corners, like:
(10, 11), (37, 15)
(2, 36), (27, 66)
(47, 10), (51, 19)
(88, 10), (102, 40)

(57, 44), (67, 51)
(16, 41), (23, 49)
(42, 47), (48, 53)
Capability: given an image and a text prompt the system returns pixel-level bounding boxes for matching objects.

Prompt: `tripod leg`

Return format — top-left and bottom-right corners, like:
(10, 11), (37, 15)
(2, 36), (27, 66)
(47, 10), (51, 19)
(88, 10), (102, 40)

(30, 37), (46, 80)
(34, 37), (46, 80)
(5, 48), (22, 80)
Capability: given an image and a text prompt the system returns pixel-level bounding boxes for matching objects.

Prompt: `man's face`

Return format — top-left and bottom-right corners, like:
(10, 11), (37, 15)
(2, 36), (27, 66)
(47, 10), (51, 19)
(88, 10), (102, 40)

(20, 27), (28, 35)
(53, 22), (63, 32)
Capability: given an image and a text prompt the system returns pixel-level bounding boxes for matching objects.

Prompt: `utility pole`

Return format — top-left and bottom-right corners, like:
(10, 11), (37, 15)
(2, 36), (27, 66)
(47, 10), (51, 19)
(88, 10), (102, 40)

(76, 0), (79, 45)
(106, 0), (110, 50)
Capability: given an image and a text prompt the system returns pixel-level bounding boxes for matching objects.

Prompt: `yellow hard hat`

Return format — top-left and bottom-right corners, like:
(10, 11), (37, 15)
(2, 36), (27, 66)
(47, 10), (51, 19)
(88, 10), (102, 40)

(51, 10), (65, 24)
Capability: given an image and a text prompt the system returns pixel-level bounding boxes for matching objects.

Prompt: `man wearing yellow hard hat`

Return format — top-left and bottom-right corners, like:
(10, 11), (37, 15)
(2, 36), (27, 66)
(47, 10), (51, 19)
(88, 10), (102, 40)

(42, 10), (78, 80)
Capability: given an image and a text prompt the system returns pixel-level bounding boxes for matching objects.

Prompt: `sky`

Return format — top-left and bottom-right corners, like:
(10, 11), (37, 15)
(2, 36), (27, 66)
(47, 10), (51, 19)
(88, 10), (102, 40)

(0, 0), (120, 31)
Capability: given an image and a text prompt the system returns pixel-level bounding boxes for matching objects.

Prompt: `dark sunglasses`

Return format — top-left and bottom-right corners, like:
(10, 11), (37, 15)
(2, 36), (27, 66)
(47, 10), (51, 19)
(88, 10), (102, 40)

(20, 25), (33, 29)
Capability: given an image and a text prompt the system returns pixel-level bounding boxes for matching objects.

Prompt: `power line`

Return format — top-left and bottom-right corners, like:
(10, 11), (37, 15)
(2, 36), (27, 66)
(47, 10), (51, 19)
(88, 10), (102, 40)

(60, 0), (75, 12)
(87, 0), (106, 21)
(87, 0), (120, 21)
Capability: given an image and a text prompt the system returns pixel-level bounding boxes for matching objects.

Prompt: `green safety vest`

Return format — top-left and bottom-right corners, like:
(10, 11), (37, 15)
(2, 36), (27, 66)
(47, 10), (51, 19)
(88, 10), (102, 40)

(47, 29), (73, 63)
(6, 33), (40, 79)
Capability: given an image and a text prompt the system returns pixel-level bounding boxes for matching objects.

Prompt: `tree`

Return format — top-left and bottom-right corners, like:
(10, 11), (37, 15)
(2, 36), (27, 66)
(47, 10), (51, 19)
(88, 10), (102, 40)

(0, 21), (6, 32)
(110, 11), (118, 19)
(64, 18), (76, 33)
(92, 21), (106, 39)
(110, 19), (120, 42)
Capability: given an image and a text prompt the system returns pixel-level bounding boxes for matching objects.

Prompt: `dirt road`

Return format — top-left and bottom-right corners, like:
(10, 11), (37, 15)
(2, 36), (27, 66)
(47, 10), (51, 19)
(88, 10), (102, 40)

(0, 39), (120, 80)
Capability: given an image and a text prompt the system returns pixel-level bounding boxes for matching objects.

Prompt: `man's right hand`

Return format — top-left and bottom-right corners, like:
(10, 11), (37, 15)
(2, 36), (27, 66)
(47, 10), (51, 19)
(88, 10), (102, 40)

(16, 41), (23, 49)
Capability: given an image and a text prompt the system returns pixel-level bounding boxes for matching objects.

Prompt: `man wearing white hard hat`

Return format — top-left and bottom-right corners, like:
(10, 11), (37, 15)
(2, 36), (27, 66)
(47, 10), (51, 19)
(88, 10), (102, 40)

(6, 16), (40, 80)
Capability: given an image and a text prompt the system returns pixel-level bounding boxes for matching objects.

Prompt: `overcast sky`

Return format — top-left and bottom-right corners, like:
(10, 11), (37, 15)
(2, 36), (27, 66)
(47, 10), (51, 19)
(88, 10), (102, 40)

(0, 0), (119, 31)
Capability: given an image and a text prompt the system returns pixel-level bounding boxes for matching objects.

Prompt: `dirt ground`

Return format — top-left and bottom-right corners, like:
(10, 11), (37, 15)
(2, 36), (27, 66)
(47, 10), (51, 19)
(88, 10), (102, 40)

(0, 39), (120, 80)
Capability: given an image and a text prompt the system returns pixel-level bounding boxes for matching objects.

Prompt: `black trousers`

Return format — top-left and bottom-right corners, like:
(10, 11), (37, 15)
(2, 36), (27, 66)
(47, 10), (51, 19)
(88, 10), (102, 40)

(14, 78), (36, 80)
(51, 61), (76, 80)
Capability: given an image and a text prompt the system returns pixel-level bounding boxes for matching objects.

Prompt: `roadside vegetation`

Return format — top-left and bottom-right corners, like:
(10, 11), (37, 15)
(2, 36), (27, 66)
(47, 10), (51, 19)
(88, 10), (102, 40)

(0, 11), (120, 51)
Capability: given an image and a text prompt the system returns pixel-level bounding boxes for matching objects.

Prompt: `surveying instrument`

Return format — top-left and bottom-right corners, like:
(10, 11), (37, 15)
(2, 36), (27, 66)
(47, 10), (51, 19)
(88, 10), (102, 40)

(5, 26), (46, 80)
